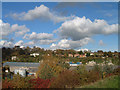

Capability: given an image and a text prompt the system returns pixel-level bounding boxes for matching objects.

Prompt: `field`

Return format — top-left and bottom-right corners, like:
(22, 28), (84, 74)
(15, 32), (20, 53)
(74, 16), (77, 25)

(79, 75), (119, 88)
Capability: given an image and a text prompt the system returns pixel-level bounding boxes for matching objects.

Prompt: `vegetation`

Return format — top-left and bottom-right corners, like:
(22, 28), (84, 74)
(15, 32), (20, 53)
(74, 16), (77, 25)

(2, 46), (119, 66)
(2, 66), (119, 89)
(80, 75), (119, 88)
(2, 46), (119, 88)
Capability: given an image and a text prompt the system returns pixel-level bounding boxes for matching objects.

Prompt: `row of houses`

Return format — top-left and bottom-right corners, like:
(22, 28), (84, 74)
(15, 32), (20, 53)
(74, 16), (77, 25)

(68, 54), (86, 58)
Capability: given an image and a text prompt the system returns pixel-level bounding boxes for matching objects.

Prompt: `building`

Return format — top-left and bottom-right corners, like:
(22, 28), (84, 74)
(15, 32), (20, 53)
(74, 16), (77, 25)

(74, 54), (79, 57)
(11, 56), (17, 61)
(79, 54), (86, 58)
(68, 54), (73, 57)
(3, 62), (40, 77)
(14, 68), (26, 77)
(69, 62), (82, 66)
(30, 53), (39, 57)
(86, 61), (96, 66)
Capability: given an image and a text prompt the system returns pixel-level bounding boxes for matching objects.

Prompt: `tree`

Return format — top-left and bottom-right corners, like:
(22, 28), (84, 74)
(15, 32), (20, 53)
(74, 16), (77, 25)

(78, 51), (83, 55)
(86, 53), (90, 57)
(36, 55), (64, 79)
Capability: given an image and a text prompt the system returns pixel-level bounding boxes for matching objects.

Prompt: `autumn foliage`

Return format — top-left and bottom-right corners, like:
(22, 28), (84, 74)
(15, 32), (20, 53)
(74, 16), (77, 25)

(2, 79), (13, 88)
(29, 77), (51, 88)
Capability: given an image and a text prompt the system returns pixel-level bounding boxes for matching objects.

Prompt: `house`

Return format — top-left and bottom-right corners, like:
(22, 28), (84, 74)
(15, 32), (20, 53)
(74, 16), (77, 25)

(68, 54), (73, 57)
(74, 54), (79, 57)
(69, 62), (82, 66)
(79, 54), (86, 58)
(30, 53), (39, 57)
(11, 56), (17, 61)
(14, 68), (26, 77)
(90, 53), (94, 56)
(86, 61), (96, 66)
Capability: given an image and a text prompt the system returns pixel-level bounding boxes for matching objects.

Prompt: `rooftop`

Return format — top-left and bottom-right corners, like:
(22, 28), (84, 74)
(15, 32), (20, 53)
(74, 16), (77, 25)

(3, 62), (40, 67)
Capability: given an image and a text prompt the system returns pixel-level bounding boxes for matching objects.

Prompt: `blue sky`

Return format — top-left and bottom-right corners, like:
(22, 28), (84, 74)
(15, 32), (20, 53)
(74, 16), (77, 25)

(1, 2), (118, 51)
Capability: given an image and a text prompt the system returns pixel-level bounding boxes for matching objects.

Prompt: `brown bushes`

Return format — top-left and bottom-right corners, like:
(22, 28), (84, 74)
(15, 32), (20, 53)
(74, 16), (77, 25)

(50, 70), (80, 88)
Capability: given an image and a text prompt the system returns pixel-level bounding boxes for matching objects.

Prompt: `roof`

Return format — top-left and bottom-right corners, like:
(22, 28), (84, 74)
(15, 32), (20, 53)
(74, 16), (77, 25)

(3, 62), (40, 67)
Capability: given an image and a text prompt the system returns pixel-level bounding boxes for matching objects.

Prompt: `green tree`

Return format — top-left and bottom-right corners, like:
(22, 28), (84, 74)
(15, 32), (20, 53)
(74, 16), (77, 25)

(86, 53), (90, 57)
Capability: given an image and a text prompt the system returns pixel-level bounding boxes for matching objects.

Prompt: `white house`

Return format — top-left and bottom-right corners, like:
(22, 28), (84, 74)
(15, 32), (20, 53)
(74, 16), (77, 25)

(86, 61), (96, 66)
(70, 64), (79, 66)
(11, 56), (17, 60)
(30, 53), (39, 57)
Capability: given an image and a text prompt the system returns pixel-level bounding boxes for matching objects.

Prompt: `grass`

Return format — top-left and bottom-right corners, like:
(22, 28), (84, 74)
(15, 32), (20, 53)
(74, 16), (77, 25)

(78, 75), (119, 88)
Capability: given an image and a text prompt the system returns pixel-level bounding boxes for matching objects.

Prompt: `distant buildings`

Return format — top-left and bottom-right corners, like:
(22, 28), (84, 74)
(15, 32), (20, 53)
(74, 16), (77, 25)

(69, 62), (82, 66)
(30, 53), (39, 57)
(86, 61), (96, 66)
(74, 54), (79, 57)
(14, 68), (26, 77)
(3, 62), (40, 77)
(68, 53), (86, 58)
(11, 56), (17, 61)
(68, 54), (74, 57)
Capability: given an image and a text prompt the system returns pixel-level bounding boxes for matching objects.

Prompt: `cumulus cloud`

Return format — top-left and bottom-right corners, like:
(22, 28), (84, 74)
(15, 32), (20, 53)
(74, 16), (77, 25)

(0, 40), (14, 48)
(11, 5), (74, 23)
(24, 41), (35, 46)
(11, 24), (30, 36)
(50, 37), (91, 50)
(99, 40), (105, 46)
(15, 40), (24, 46)
(56, 16), (118, 41)
(38, 39), (57, 45)
(23, 32), (57, 46)
(23, 32), (53, 40)
(0, 19), (30, 39)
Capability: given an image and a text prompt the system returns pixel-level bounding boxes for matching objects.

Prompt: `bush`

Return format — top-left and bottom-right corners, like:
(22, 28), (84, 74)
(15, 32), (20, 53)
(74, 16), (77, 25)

(29, 77), (51, 88)
(50, 70), (80, 88)
(113, 67), (120, 75)
(11, 74), (31, 88)
(2, 78), (13, 88)
(85, 71), (100, 83)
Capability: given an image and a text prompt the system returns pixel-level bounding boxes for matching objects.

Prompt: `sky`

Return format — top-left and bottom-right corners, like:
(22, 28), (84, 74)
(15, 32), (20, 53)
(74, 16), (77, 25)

(0, 2), (118, 51)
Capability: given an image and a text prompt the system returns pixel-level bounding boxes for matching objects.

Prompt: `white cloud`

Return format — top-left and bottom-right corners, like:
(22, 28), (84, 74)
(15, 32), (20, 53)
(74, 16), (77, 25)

(11, 4), (74, 23)
(99, 40), (105, 46)
(0, 40), (14, 48)
(11, 24), (30, 36)
(24, 39), (57, 46)
(0, 19), (30, 39)
(56, 16), (118, 41)
(15, 40), (24, 46)
(38, 39), (57, 45)
(23, 32), (57, 45)
(23, 32), (53, 40)
(50, 37), (91, 49)
(24, 41), (35, 46)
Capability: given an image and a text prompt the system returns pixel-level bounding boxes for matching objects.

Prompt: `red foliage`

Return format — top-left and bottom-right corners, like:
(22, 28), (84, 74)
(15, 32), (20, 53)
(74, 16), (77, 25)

(2, 79), (13, 88)
(105, 73), (113, 77)
(29, 77), (51, 88)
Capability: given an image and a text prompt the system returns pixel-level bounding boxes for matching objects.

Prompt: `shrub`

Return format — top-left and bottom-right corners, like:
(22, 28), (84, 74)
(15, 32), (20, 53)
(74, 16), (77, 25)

(50, 70), (80, 88)
(11, 74), (30, 88)
(29, 77), (51, 88)
(85, 71), (100, 83)
(113, 67), (120, 75)
(2, 78), (13, 88)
